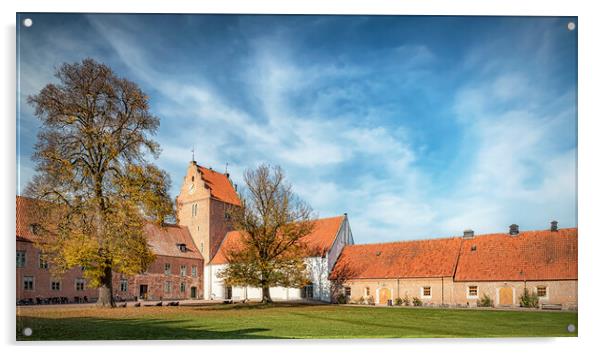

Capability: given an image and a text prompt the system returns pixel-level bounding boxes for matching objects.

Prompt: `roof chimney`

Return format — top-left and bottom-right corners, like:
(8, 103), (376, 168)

(463, 229), (474, 239)
(509, 224), (519, 235)
(225, 172), (230, 179)
(550, 220), (558, 232)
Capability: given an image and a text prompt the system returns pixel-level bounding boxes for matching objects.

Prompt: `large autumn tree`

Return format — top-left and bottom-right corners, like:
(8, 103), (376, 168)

(25, 58), (173, 307)
(220, 165), (314, 303)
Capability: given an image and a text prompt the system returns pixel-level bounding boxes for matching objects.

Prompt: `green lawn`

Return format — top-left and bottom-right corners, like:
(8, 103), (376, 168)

(16, 302), (577, 340)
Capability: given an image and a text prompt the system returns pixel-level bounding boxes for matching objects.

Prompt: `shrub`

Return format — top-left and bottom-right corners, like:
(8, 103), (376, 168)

(477, 293), (493, 307)
(412, 297), (423, 306)
(402, 295), (411, 306)
(394, 297), (403, 306)
(520, 288), (539, 308)
(337, 293), (347, 304)
(366, 295), (375, 305)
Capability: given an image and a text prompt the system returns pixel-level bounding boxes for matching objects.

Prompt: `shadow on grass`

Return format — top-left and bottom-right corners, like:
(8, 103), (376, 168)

(16, 315), (280, 341)
(190, 301), (328, 312)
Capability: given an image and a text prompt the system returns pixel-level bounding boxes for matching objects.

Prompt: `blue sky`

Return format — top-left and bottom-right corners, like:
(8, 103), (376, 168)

(17, 14), (577, 243)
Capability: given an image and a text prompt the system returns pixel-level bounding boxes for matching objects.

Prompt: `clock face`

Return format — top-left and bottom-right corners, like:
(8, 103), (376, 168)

(188, 183), (195, 194)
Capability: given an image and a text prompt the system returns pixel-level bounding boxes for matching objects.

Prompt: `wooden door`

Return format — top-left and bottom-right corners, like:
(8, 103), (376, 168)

(379, 288), (391, 304)
(499, 287), (513, 306)
(190, 287), (197, 299)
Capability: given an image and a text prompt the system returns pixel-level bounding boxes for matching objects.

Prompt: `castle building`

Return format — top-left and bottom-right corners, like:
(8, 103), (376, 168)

(16, 196), (204, 304)
(175, 160), (242, 300)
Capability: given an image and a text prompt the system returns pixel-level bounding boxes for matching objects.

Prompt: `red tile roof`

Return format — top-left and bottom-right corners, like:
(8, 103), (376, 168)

(144, 223), (203, 260)
(197, 165), (241, 206)
(454, 228), (577, 281)
(16, 196), (37, 242)
(330, 237), (463, 280)
(209, 215), (345, 265)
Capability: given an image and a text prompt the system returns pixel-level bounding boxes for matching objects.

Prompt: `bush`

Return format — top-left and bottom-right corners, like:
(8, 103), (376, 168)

(366, 295), (375, 305)
(402, 295), (411, 306)
(337, 293), (347, 304)
(412, 297), (423, 306)
(477, 293), (493, 307)
(394, 297), (403, 306)
(520, 288), (539, 308)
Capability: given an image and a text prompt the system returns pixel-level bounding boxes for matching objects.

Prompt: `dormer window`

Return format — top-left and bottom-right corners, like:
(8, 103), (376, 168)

(177, 243), (187, 252)
(29, 223), (41, 235)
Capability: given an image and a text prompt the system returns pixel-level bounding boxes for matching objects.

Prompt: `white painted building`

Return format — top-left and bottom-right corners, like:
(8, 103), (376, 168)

(206, 215), (354, 302)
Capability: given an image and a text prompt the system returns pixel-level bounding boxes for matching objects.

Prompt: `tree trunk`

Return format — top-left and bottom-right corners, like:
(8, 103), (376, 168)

(261, 284), (272, 304)
(97, 266), (116, 308)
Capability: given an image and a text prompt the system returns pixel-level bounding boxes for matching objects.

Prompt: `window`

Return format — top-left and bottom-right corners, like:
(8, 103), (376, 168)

(537, 286), (547, 297)
(225, 209), (231, 221)
(180, 265), (187, 276)
(29, 223), (41, 235)
(192, 203), (198, 217)
(164, 281), (172, 293)
(200, 242), (204, 253)
(164, 263), (171, 275)
(39, 253), (48, 269)
(344, 287), (351, 297)
(16, 251), (26, 268)
(365, 287), (370, 296)
(120, 279), (128, 292)
(191, 265), (198, 277)
(75, 278), (85, 291)
(177, 243), (187, 252)
(180, 282), (186, 293)
(468, 286), (478, 297)
(23, 276), (34, 290)
(51, 280), (61, 291)
(301, 284), (314, 299)
(422, 286), (432, 297)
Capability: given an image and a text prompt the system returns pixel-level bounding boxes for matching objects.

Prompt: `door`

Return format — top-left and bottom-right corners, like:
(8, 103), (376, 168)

(190, 286), (197, 299)
(226, 286), (232, 299)
(499, 287), (513, 306)
(379, 288), (391, 304)
(139, 284), (148, 300)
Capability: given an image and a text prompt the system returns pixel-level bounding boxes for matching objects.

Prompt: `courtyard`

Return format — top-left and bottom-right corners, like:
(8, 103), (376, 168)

(16, 302), (578, 340)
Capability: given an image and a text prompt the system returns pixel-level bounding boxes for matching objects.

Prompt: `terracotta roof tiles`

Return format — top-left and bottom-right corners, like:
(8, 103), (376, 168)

(197, 165), (241, 206)
(454, 228), (577, 281)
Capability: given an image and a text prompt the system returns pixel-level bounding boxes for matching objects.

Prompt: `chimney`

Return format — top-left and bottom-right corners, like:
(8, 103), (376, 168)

(550, 220), (558, 232)
(225, 172), (230, 179)
(463, 229), (474, 239)
(509, 224), (519, 235)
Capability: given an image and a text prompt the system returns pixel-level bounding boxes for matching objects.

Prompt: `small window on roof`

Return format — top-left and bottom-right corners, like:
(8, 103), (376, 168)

(177, 243), (187, 252)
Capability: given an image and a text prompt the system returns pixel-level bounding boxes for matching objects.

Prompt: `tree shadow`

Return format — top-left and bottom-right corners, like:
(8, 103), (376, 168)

(16, 315), (281, 341)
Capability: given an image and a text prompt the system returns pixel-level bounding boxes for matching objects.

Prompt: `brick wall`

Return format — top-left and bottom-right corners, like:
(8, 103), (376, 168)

(113, 255), (204, 301)
(16, 240), (97, 303)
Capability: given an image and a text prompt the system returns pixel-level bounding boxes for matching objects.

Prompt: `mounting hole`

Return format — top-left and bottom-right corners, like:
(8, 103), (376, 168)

(567, 22), (576, 31)
(22, 18), (33, 27)
(22, 327), (33, 336)
(567, 324), (576, 333)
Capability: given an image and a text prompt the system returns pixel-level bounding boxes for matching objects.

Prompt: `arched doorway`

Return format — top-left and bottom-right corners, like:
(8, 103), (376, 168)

(378, 288), (391, 305)
(499, 287), (514, 306)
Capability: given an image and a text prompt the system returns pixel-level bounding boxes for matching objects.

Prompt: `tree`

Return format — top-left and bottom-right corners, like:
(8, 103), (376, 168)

(219, 165), (314, 303)
(25, 58), (173, 307)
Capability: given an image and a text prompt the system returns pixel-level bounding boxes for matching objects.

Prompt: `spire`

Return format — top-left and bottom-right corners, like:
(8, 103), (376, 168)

(191, 145), (195, 163)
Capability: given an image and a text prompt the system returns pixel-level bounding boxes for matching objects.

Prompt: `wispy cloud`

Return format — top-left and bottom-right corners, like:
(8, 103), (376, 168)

(18, 15), (577, 243)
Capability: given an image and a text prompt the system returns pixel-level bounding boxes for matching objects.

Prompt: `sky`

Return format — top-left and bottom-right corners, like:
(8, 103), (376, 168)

(16, 14), (577, 244)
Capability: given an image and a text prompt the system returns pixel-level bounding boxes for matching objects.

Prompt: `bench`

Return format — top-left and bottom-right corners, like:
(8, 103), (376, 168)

(541, 304), (563, 310)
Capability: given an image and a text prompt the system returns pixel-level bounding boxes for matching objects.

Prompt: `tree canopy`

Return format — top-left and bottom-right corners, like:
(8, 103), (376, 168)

(25, 58), (173, 307)
(219, 164), (314, 303)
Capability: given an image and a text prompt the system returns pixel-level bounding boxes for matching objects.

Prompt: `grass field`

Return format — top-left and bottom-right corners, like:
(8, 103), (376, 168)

(16, 303), (577, 340)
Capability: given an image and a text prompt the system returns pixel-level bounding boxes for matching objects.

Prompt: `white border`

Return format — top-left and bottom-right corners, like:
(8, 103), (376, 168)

(3, 1), (602, 354)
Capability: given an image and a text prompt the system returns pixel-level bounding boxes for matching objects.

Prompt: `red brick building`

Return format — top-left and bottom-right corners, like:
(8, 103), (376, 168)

(16, 196), (97, 304)
(16, 196), (204, 303)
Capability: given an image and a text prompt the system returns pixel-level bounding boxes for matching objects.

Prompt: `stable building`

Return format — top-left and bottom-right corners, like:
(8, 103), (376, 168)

(330, 224), (578, 309)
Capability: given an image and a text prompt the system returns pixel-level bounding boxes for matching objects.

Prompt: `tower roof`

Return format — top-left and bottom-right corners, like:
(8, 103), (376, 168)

(195, 164), (241, 206)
